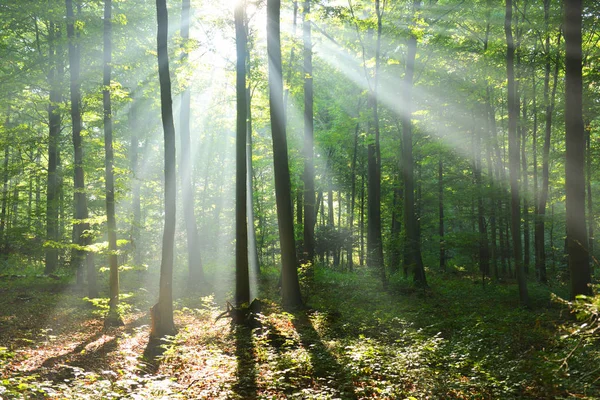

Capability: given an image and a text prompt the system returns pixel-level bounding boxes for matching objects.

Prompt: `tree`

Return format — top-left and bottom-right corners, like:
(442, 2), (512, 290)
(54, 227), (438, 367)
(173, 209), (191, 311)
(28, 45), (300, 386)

(103, 0), (123, 327)
(45, 21), (61, 275)
(150, 0), (178, 339)
(564, 0), (590, 297)
(302, 0), (316, 264)
(235, 0), (250, 307)
(179, 0), (206, 291)
(505, 0), (528, 305)
(402, 0), (427, 287)
(266, 0), (302, 309)
(535, 0), (560, 284)
(367, 0), (385, 283)
(66, 0), (96, 297)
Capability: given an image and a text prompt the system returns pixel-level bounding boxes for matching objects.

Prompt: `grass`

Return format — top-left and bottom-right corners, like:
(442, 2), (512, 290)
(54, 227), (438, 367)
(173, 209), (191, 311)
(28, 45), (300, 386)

(0, 261), (598, 399)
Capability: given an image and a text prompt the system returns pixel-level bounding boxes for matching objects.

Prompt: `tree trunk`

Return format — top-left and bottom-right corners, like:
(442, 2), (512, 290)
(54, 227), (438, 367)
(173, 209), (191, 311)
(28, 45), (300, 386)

(348, 122), (359, 271)
(246, 55), (260, 281)
(45, 22), (60, 275)
(521, 96), (530, 275)
(564, 0), (590, 297)
(0, 133), (9, 253)
(103, 0), (122, 327)
(67, 0), (91, 289)
(505, 0), (528, 305)
(302, 0), (315, 264)
(402, 0), (426, 287)
(438, 156), (445, 272)
(536, 1), (560, 284)
(267, 0), (302, 309)
(475, 121), (489, 280)
(235, 2), (250, 306)
(130, 104), (141, 268)
(151, 0), (178, 337)
(179, 0), (206, 290)
(586, 126), (594, 260)
(367, 0), (385, 284)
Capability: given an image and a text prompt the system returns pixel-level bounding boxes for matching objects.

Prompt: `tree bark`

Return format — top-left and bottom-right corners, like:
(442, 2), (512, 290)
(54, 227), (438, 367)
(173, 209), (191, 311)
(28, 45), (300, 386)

(45, 22), (60, 275)
(402, 0), (427, 287)
(302, 0), (315, 264)
(235, 2), (250, 306)
(103, 0), (122, 326)
(535, 3), (560, 283)
(505, 0), (528, 305)
(586, 126), (594, 260)
(267, 0), (302, 309)
(67, 0), (92, 290)
(150, 0), (178, 337)
(367, 0), (385, 284)
(564, 0), (590, 297)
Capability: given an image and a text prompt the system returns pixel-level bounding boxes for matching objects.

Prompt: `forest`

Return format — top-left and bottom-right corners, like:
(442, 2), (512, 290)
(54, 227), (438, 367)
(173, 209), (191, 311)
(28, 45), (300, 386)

(0, 0), (599, 398)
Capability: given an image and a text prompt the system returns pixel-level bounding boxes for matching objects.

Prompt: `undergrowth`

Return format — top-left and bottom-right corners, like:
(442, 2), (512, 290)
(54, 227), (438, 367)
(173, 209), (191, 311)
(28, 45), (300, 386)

(0, 259), (599, 399)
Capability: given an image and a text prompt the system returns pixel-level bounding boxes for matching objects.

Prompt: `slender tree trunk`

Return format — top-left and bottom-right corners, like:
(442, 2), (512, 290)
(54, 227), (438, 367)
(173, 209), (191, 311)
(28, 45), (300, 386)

(536, 5), (561, 284)
(235, 2), (250, 306)
(0, 133), (9, 253)
(179, 0), (206, 290)
(151, 0), (178, 337)
(103, 0), (122, 326)
(360, 164), (365, 267)
(586, 126), (594, 260)
(67, 0), (91, 289)
(475, 122), (489, 279)
(505, 0), (528, 304)
(130, 105), (141, 268)
(402, 0), (426, 287)
(532, 65), (539, 280)
(348, 122), (359, 271)
(366, 0), (385, 284)
(521, 95), (530, 275)
(45, 22), (60, 275)
(438, 156), (445, 271)
(390, 183), (402, 274)
(267, 0), (302, 308)
(564, 0), (590, 297)
(246, 58), (260, 280)
(302, 0), (315, 264)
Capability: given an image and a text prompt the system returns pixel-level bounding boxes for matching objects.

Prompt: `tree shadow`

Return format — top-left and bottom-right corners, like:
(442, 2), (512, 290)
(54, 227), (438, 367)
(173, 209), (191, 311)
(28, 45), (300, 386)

(292, 311), (357, 399)
(28, 314), (148, 382)
(232, 322), (258, 400)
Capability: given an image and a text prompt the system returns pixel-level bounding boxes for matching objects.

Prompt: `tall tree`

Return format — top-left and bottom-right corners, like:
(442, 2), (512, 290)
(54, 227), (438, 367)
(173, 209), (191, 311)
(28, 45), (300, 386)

(505, 0), (528, 305)
(267, 0), (302, 309)
(402, 0), (427, 287)
(103, 0), (123, 326)
(366, 0), (385, 283)
(66, 0), (95, 296)
(564, 0), (590, 297)
(45, 22), (60, 275)
(150, 0), (178, 338)
(302, 0), (315, 264)
(535, 1), (560, 284)
(235, 1), (250, 307)
(179, 0), (206, 290)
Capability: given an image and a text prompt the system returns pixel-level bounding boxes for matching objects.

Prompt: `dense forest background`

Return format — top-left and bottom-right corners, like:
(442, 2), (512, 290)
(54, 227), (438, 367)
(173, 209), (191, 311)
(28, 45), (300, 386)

(0, 0), (599, 398)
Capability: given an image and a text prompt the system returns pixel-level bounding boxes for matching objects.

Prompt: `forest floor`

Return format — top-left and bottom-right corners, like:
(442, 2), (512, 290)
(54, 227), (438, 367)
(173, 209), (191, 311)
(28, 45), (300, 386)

(0, 265), (598, 399)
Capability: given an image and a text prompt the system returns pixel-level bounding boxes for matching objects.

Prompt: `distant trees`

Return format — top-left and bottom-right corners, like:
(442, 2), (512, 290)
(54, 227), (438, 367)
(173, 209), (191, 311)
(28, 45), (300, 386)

(179, 0), (206, 291)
